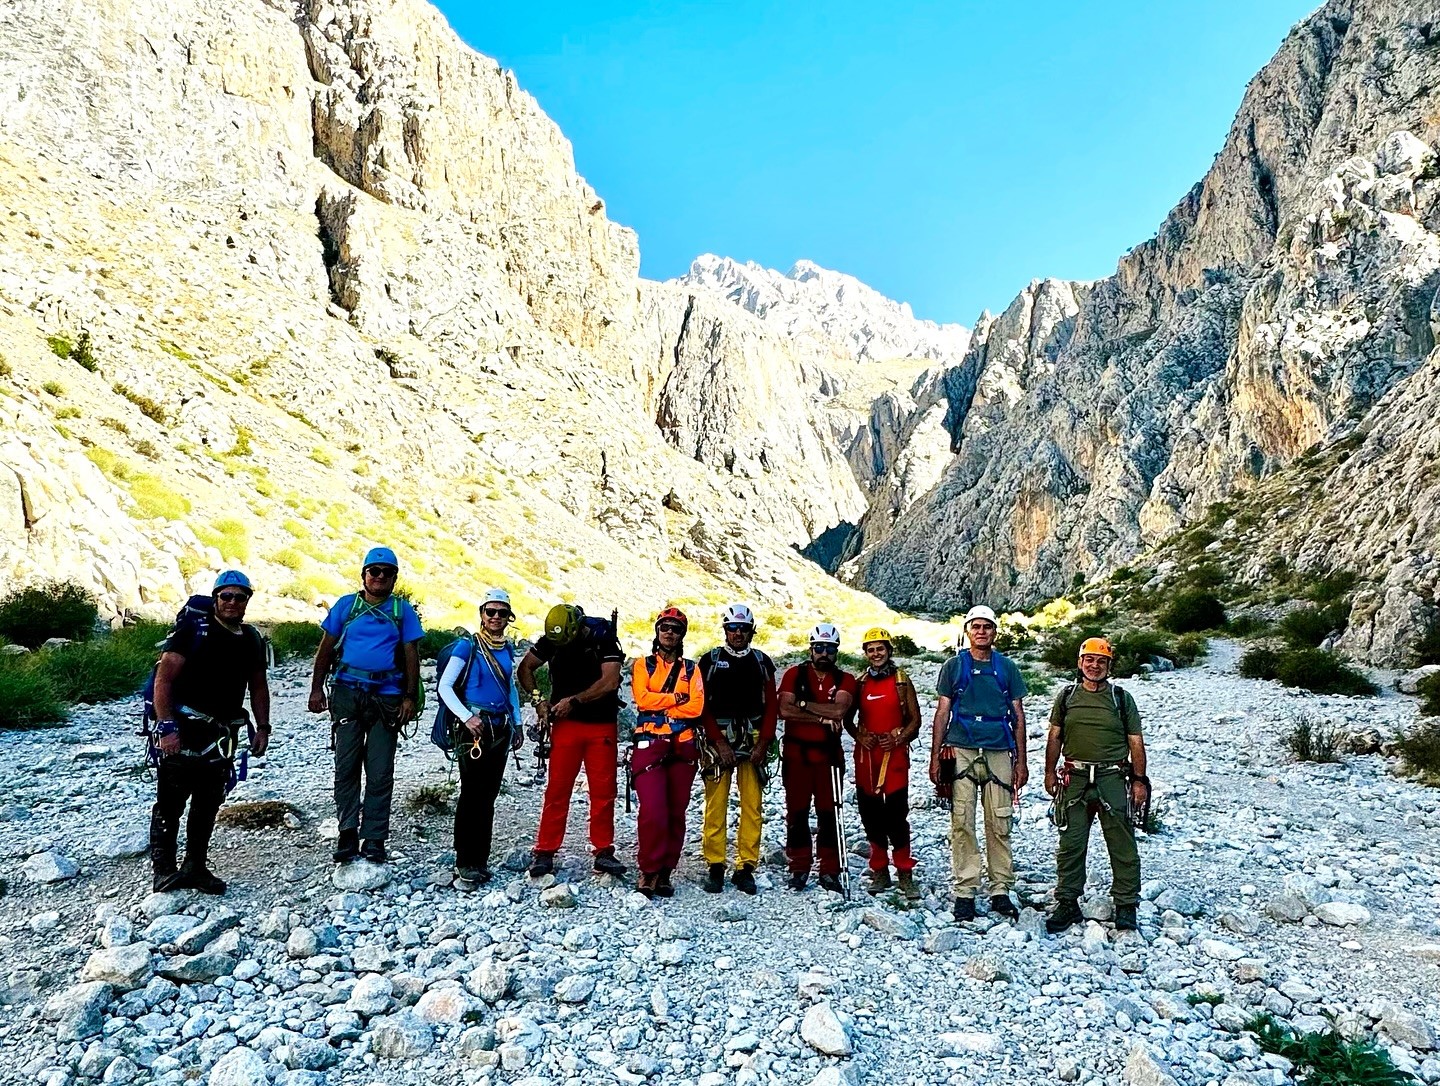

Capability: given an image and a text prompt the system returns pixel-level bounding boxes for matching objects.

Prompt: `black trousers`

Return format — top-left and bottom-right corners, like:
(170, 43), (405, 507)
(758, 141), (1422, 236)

(454, 734), (510, 869)
(856, 785), (912, 852)
(150, 755), (228, 865)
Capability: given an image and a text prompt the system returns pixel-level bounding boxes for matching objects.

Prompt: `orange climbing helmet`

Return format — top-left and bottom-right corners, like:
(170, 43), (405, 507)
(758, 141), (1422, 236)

(1077, 637), (1114, 662)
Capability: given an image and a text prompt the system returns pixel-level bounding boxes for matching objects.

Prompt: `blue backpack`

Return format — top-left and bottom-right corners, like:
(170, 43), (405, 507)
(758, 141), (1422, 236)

(948, 650), (1018, 753)
(429, 632), (477, 758)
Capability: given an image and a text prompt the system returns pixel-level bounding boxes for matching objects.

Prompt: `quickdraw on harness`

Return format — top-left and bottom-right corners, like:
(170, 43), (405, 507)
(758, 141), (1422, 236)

(941, 651), (1020, 817)
(1047, 681), (1152, 832)
(432, 633), (517, 763)
(138, 596), (269, 784)
(146, 707), (256, 795)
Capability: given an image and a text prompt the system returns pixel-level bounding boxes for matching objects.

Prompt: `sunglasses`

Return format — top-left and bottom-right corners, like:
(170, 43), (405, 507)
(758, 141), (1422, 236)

(215, 591), (250, 604)
(364, 565), (397, 579)
(481, 607), (512, 619)
(810, 643), (839, 655)
(723, 623), (752, 633)
(657, 622), (685, 634)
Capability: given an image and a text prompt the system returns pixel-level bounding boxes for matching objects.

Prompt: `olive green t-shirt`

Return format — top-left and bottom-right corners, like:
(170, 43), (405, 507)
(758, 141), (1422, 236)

(1049, 682), (1142, 764)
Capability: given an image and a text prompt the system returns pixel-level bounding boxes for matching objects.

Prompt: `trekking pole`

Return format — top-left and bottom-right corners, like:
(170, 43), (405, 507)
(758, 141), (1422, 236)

(831, 761), (850, 900)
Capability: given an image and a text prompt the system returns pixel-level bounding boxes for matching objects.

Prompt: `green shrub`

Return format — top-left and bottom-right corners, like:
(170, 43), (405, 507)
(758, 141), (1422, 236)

(0, 657), (66, 728)
(1283, 711), (1342, 763)
(129, 475), (190, 520)
(37, 623), (165, 704)
(268, 622), (323, 662)
(1275, 649), (1377, 696)
(1172, 633), (1209, 667)
(1110, 628), (1176, 678)
(73, 331), (98, 372)
(1412, 620), (1440, 666)
(1226, 613), (1273, 638)
(891, 633), (920, 657)
(1158, 590), (1226, 633)
(1418, 672), (1440, 717)
(0, 581), (99, 647)
(1245, 1011), (1412, 1086)
(1177, 563), (1226, 590)
(112, 383), (169, 424)
(1396, 719), (1440, 779)
(41, 380), (64, 397)
(419, 627), (457, 661)
(1304, 570), (1356, 605)
(1279, 606), (1339, 648)
(1039, 625), (1105, 671)
(46, 334), (72, 358)
(1239, 645), (1282, 680)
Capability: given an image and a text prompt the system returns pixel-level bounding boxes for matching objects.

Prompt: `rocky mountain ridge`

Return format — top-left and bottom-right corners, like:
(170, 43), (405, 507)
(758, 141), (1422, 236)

(0, 0), (935, 642)
(838, 0), (1440, 664)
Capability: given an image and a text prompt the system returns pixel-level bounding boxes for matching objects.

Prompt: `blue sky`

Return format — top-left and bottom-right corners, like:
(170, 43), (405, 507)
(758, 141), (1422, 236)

(437, 1), (1318, 326)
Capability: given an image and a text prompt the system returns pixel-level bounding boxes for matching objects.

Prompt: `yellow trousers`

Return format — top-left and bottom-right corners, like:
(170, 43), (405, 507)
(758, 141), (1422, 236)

(702, 763), (764, 867)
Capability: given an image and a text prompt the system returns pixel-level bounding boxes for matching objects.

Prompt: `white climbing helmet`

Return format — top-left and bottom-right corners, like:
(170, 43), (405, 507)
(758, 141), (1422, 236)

(964, 605), (998, 628)
(810, 622), (841, 646)
(722, 603), (756, 628)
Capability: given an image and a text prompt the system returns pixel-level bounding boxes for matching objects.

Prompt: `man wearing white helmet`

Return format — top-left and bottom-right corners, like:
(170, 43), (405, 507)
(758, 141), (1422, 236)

(930, 604), (1029, 921)
(778, 622), (857, 893)
(696, 604), (779, 895)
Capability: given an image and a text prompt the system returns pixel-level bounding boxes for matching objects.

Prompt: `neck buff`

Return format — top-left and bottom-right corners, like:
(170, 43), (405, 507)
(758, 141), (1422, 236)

(478, 627), (509, 650)
(721, 643), (752, 658)
(866, 661), (896, 679)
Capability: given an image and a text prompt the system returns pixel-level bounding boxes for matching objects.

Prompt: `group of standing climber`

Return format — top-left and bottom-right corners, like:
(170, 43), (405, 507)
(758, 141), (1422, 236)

(146, 546), (1152, 934)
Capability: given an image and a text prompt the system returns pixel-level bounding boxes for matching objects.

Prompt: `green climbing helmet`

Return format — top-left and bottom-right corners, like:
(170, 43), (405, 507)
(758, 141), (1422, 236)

(545, 604), (585, 646)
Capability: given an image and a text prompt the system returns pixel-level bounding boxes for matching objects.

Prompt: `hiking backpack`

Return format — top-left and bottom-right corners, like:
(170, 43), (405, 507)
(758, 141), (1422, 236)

(429, 632), (513, 758)
(947, 650), (1018, 753)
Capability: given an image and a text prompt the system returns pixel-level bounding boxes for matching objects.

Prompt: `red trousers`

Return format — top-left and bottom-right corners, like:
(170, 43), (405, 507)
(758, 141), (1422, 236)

(535, 720), (618, 854)
(782, 740), (841, 876)
(633, 736), (698, 874)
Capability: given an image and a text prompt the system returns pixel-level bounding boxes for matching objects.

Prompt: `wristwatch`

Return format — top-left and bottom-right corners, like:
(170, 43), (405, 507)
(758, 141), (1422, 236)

(798, 699), (808, 710)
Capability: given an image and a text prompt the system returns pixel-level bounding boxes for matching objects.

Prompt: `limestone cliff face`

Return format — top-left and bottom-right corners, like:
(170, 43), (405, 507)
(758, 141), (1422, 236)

(848, 0), (1440, 660)
(0, 0), (889, 626)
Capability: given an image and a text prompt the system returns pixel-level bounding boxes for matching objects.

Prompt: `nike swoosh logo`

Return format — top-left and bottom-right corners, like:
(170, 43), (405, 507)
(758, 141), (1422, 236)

(865, 694), (884, 701)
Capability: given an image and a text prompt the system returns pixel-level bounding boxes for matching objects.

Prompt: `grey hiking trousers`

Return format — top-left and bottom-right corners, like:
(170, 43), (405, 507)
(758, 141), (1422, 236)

(331, 682), (401, 842)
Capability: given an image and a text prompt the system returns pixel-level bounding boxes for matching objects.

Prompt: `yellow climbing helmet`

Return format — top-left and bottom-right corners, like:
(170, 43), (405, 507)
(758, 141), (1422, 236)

(545, 604), (585, 646)
(1077, 637), (1114, 661)
(861, 627), (893, 647)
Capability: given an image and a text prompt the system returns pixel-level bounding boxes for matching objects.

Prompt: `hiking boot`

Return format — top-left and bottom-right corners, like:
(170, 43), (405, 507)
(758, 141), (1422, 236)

(151, 846), (178, 892)
(787, 871), (809, 892)
(636, 872), (658, 899)
(655, 869), (675, 898)
(732, 865), (757, 895)
(702, 863), (726, 894)
(361, 839), (387, 864)
(818, 873), (844, 894)
(1046, 898), (1084, 934)
(593, 847), (627, 877)
(952, 896), (977, 921)
(864, 868), (892, 895)
(896, 870), (921, 901)
(989, 893), (1019, 920)
(1115, 904), (1138, 931)
(332, 829), (360, 864)
(528, 850), (555, 878)
(455, 865), (491, 885)
(179, 863), (227, 896)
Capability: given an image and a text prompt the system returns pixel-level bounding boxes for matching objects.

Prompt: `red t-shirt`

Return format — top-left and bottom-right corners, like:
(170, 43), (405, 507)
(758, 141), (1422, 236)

(854, 670), (909, 795)
(779, 664), (858, 745)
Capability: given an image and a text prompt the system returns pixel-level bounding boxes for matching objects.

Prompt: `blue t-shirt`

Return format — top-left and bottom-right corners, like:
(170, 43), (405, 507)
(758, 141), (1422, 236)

(936, 651), (1028, 750)
(322, 593), (424, 695)
(452, 638), (523, 722)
